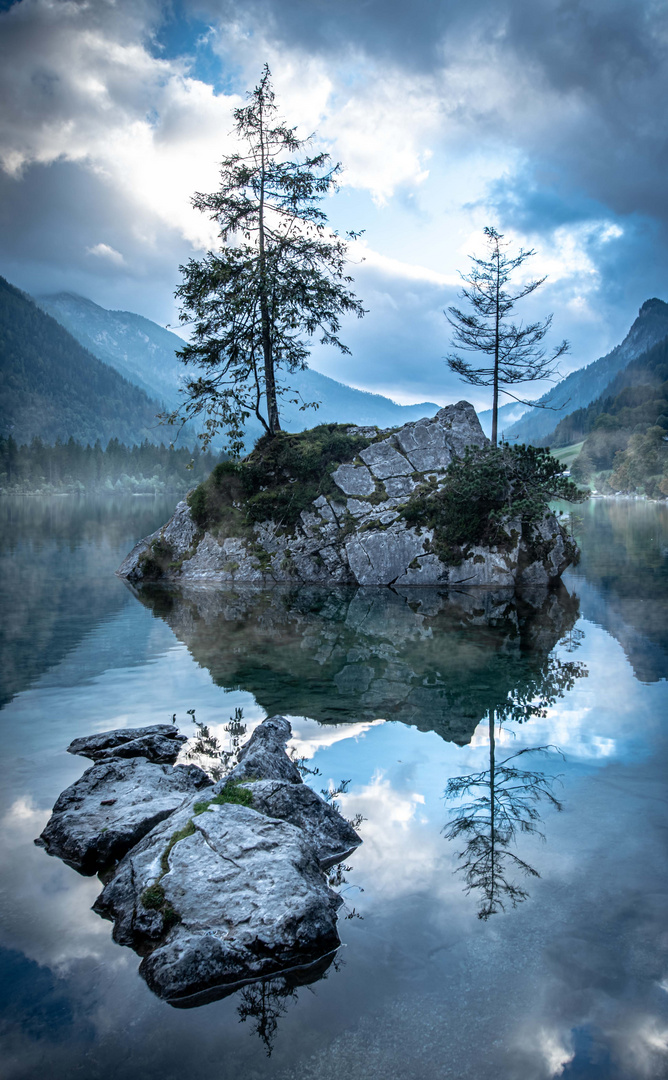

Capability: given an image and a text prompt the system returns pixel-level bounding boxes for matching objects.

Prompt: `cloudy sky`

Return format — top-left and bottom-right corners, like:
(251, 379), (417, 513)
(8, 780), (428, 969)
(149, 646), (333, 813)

(0, 0), (666, 408)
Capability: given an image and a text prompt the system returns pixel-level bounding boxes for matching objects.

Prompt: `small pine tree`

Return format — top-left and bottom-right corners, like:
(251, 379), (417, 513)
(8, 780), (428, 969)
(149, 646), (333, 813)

(446, 226), (569, 446)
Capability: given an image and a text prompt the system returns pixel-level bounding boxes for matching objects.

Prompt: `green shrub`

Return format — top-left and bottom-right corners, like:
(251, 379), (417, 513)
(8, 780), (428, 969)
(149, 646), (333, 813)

(401, 443), (587, 565)
(137, 536), (175, 580)
(141, 883), (166, 909)
(192, 780), (254, 818)
(210, 782), (254, 808)
(187, 424), (377, 533)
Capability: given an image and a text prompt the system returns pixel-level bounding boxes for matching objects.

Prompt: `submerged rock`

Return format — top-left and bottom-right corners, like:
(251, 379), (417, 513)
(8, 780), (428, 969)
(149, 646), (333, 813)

(117, 403), (577, 588)
(35, 758), (212, 874)
(38, 717), (362, 1005)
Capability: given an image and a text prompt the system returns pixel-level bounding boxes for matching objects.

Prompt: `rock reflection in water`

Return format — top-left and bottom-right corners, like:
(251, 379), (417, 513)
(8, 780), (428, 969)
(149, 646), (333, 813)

(444, 653), (588, 919)
(134, 583), (581, 745)
(163, 945), (339, 1052)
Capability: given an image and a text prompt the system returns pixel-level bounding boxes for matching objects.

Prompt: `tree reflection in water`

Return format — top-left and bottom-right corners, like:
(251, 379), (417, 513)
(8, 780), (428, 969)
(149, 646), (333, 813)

(444, 654), (587, 919)
(236, 953), (344, 1056)
(237, 978), (298, 1056)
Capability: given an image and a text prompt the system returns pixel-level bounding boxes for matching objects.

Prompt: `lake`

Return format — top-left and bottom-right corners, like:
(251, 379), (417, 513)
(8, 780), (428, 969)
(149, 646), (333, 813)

(1, 494), (667, 1079)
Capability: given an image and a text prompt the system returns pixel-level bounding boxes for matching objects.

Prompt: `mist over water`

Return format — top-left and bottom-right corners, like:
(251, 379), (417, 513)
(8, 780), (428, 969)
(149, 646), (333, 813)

(0, 495), (666, 1079)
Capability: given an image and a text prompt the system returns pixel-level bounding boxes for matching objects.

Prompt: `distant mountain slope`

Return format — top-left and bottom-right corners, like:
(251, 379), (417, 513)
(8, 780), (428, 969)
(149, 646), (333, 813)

(38, 292), (441, 440)
(551, 335), (668, 447)
(0, 276), (165, 445)
(565, 336), (668, 496)
(38, 292), (187, 408)
(477, 400), (529, 439)
(277, 366), (441, 431)
(502, 298), (668, 445)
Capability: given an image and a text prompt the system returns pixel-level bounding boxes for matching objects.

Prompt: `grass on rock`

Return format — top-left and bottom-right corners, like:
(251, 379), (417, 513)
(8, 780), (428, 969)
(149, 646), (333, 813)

(187, 424), (377, 534)
(401, 443), (586, 565)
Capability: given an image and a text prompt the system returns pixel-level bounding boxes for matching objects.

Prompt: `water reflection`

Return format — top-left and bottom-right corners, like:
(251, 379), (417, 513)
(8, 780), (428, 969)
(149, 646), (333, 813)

(444, 653), (588, 918)
(134, 583), (581, 744)
(238, 977), (297, 1056)
(0, 494), (176, 706)
(2, 496), (667, 1077)
(235, 953), (342, 1056)
(563, 498), (668, 681)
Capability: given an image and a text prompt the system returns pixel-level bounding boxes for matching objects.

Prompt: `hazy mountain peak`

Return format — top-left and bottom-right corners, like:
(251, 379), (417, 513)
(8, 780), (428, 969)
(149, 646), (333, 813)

(638, 297), (668, 317)
(38, 291), (442, 444)
(502, 296), (668, 445)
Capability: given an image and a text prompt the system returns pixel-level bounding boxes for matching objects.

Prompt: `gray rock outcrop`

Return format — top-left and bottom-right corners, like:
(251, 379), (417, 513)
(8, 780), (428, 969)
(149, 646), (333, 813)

(246, 779), (361, 870)
(226, 714), (303, 784)
(117, 402), (577, 588)
(35, 758), (212, 874)
(37, 717), (362, 1005)
(68, 723), (186, 764)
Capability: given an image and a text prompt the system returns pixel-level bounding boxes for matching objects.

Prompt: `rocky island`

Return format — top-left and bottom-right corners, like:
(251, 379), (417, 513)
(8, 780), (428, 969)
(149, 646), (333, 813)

(118, 402), (579, 589)
(36, 717), (361, 1006)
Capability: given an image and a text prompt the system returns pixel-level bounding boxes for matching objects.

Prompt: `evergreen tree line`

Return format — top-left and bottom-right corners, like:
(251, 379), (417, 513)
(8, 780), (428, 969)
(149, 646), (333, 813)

(0, 436), (224, 495)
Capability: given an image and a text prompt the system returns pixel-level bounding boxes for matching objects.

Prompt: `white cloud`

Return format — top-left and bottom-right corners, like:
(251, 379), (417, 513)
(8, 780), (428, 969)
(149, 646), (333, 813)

(287, 716), (386, 760)
(0, 0), (240, 251)
(349, 238), (457, 286)
(0, 796), (113, 971)
(87, 242), (125, 264)
(0, 0), (658, 400)
(512, 1023), (575, 1078)
(333, 770), (444, 899)
(529, 220), (625, 288)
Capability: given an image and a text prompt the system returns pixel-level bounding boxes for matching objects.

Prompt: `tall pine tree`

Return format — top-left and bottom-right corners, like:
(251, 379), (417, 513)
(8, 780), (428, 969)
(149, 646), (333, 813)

(170, 65), (365, 453)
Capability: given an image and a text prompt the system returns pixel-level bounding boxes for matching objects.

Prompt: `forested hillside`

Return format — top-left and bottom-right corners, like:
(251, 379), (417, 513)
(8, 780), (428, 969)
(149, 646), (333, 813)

(503, 298), (668, 445)
(0, 276), (166, 446)
(566, 336), (668, 496)
(38, 291), (189, 408)
(551, 336), (668, 446)
(38, 291), (441, 444)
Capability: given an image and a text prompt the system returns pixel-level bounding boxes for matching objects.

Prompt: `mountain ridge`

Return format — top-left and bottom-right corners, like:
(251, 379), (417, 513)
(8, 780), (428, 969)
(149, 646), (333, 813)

(502, 298), (668, 445)
(38, 291), (442, 443)
(0, 276), (168, 446)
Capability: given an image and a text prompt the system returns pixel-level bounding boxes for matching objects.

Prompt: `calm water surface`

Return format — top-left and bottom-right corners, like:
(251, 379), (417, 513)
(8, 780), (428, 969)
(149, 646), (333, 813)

(0, 495), (667, 1079)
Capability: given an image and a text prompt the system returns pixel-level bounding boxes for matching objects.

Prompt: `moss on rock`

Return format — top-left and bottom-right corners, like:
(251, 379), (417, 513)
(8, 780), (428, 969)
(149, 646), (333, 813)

(187, 425), (377, 534)
(401, 443), (587, 566)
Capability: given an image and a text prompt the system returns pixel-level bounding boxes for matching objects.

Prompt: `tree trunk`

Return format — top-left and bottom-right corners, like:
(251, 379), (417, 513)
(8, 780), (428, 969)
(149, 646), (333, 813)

(492, 250), (500, 447)
(257, 92), (281, 436)
(260, 301), (280, 435)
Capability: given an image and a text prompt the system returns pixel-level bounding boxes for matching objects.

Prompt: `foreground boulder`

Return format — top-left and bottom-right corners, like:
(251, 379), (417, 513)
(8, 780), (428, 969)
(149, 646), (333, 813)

(68, 723), (187, 764)
(37, 717), (362, 1005)
(246, 779), (361, 870)
(117, 403), (577, 588)
(36, 758), (212, 874)
(95, 794), (344, 1004)
(227, 714), (303, 784)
